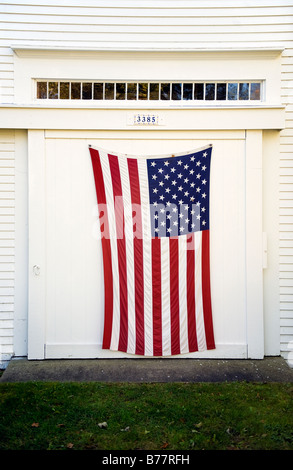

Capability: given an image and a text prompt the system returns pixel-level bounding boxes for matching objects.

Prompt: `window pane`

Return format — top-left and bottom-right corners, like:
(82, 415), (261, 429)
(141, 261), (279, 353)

(216, 83), (227, 100)
(161, 83), (170, 100)
(172, 83), (182, 100)
(150, 83), (159, 100)
(94, 83), (103, 100)
(127, 83), (137, 100)
(105, 83), (114, 100)
(48, 81), (58, 99)
(205, 83), (215, 100)
(37, 82), (47, 99)
(116, 83), (126, 100)
(239, 83), (249, 100)
(228, 83), (238, 100)
(183, 83), (193, 100)
(194, 83), (204, 100)
(139, 83), (148, 100)
(71, 82), (81, 99)
(82, 82), (92, 100)
(250, 83), (261, 100)
(60, 82), (69, 99)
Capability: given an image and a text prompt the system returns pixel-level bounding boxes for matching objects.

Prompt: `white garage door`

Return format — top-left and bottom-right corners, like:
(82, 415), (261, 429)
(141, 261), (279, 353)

(27, 129), (264, 359)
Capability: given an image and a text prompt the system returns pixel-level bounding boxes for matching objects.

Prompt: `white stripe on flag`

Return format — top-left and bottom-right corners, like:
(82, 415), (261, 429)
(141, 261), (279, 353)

(179, 234), (188, 355)
(118, 154), (136, 355)
(194, 231), (207, 351)
(99, 150), (120, 352)
(161, 236), (171, 356)
(137, 157), (153, 356)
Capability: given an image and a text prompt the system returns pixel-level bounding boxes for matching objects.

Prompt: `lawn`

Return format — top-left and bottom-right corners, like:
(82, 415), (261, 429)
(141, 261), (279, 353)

(0, 381), (293, 451)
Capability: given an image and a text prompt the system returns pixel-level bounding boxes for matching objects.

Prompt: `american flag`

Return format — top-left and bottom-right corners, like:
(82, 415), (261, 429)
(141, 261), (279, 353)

(89, 145), (215, 356)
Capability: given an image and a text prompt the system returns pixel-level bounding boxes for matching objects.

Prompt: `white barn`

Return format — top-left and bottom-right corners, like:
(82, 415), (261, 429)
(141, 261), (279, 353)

(0, 0), (292, 368)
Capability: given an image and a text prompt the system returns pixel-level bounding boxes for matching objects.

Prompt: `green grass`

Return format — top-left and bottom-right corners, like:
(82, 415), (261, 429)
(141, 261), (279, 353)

(0, 381), (293, 450)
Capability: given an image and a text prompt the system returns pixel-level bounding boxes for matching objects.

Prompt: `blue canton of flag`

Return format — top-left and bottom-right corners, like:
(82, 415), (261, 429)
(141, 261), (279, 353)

(147, 146), (212, 237)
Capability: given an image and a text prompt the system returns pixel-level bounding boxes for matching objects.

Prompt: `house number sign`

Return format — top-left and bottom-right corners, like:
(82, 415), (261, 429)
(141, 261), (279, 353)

(127, 114), (165, 126)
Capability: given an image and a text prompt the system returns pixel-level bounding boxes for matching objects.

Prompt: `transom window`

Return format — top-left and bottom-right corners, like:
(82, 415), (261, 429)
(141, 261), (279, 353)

(36, 80), (262, 102)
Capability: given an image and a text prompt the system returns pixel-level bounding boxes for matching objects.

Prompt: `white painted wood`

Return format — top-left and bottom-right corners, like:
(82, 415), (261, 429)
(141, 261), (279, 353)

(14, 130), (28, 357)
(0, 0), (288, 112)
(45, 343), (247, 360)
(25, 130), (259, 359)
(245, 130), (264, 359)
(3, 0), (293, 7)
(263, 131), (280, 355)
(0, 106), (286, 131)
(0, 130), (15, 367)
(0, 1), (292, 363)
(0, 1), (291, 102)
(4, 14), (293, 27)
(13, 50), (283, 107)
(280, 46), (293, 359)
(27, 130), (45, 359)
(5, 30), (293, 44)
(3, 3), (293, 18)
(45, 130), (246, 140)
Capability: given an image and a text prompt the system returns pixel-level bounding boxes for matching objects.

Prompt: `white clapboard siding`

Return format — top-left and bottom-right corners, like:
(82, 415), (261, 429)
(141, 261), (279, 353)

(0, 1), (292, 363)
(0, 1), (292, 99)
(280, 46), (293, 360)
(0, 131), (15, 367)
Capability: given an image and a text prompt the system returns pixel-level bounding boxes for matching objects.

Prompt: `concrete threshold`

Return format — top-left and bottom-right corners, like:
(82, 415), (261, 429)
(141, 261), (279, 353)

(1, 356), (293, 383)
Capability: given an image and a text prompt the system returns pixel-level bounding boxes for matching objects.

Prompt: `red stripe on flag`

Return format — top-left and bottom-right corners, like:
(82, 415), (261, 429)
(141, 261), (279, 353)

(152, 238), (162, 356)
(127, 158), (145, 356)
(186, 233), (198, 352)
(169, 237), (180, 355)
(201, 230), (215, 349)
(108, 154), (128, 353)
(89, 148), (113, 350)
